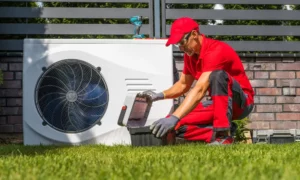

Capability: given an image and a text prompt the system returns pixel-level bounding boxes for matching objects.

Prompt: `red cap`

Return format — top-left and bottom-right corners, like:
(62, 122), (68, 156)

(165, 17), (199, 47)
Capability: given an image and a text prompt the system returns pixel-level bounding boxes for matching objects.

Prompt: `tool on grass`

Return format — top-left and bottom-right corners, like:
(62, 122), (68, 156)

(130, 16), (145, 39)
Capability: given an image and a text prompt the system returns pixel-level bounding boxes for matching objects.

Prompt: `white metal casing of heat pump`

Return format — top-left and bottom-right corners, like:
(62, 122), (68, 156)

(23, 39), (174, 146)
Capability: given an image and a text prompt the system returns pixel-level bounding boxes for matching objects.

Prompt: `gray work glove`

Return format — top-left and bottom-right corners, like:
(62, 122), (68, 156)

(139, 90), (164, 102)
(150, 115), (179, 138)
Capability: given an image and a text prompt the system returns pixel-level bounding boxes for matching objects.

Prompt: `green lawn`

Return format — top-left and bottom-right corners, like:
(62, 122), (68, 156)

(0, 143), (299, 180)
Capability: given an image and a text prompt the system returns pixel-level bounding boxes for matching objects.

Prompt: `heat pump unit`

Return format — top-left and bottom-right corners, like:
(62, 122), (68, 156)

(23, 39), (174, 146)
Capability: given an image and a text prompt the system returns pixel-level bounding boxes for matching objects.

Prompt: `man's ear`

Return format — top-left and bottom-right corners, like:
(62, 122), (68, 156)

(191, 30), (198, 39)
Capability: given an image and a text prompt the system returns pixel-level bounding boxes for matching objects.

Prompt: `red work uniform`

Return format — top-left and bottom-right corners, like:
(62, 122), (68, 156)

(174, 34), (254, 143)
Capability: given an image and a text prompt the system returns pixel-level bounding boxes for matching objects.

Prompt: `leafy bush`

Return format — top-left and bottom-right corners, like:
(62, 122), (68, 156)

(233, 118), (250, 143)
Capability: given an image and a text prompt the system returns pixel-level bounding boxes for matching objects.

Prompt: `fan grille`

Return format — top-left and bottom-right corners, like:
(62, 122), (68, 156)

(35, 59), (109, 133)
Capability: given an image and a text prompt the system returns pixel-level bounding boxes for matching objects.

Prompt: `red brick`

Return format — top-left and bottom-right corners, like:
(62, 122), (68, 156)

(188, 80), (197, 88)
(270, 121), (297, 130)
(251, 105), (256, 113)
(245, 71), (253, 79)
(249, 63), (275, 70)
(1, 81), (21, 89)
(3, 72), (14, 80)
(0, 63), (8, 71)
(283, 104), (300, 112)
(249, 113), (275, 121)
(270, 72), (295, 79)
(176, 62), (183, 71)
(7, 98), (22, 106)
(0, 89), (22, 97)
(0, 117), (6, 124)
(0, 125), (13, 133)
(254, 71), (269, 79)
(254, 97), (259, 104)
(8, 116), (22, 124)
(0, 98), (6, 106)
(14, 124), (23, 133)
(277, 62), (300, 70)
(15, 72), (22, 80)
(250, 80), (274, 87)
(0, 107), (22, 115)
(277, 96), (300, 103)
(246, 121), (270, 129)
(256, 88), (282, 95)
(288, 80), (300, 87)
(9, 63), (22, 71)
(254, 96), (275, 104)
(243, 63), (248, 70)
(297, 72), (300, 78)
(256, 105), (282, 112)
(276, 113), (300, 120)
(276, 80), (300, 87)
(297, 88), (300, 95)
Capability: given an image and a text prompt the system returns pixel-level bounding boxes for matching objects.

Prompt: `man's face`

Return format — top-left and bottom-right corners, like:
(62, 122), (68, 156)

(175, 30), (198, 56)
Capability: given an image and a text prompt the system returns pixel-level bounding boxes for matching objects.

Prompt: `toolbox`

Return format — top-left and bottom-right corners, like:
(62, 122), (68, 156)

(128, 125), (176, 146)
(118, 93), (176, 147)
(252, 129), (300, 144)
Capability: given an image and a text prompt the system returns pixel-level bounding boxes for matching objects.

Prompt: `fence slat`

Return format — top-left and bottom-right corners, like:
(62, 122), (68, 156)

(0, 7), (150, 18)
(166, 9), (300, 20)
(0, 40), (23, 51)
(0, 0), (149, 2)
(229, 41), (300, 51)
(165, 0), (300, 4)
(166, 25), (300, 36)
(172, 41), (300, 52)
(0, 24), (150, 35)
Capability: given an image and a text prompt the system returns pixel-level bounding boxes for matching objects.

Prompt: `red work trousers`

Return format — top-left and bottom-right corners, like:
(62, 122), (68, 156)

(174, 70), (254, 143)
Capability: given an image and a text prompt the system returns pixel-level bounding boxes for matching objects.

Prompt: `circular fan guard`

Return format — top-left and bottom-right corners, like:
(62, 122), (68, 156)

(35, 59), (109, 133)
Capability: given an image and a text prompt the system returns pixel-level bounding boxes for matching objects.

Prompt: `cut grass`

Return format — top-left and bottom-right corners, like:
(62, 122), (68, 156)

(0, 143), (300, 180)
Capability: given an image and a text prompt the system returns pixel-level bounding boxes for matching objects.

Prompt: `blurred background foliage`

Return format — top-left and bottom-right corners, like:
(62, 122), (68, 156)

(0, 2), (148, 39)
(0, 2), (299, 41)
(166, 4), (300, 42)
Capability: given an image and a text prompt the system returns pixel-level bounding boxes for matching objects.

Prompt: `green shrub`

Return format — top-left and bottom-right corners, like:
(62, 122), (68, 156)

(233, 118), (250, 143)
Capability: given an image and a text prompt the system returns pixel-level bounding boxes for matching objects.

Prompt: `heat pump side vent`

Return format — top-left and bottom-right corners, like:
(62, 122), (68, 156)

(125, 78), (155, 92)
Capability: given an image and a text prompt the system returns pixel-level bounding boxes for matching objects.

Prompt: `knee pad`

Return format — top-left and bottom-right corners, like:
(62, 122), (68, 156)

(209, 70), (229, 95)
(209, 70), (228, 83)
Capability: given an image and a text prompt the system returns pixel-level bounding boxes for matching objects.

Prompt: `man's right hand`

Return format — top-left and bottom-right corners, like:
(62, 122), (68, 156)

(139, 90), (165, 102)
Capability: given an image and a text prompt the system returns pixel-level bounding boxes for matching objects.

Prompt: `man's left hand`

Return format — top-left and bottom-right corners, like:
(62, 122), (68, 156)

(150, 115), (179, 138)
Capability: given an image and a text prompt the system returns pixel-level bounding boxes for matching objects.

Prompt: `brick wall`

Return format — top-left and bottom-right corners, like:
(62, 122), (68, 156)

(0, 56), (23, 134)
(243, 57), (300, 130)
(0, 56), (299, 137)
(175, 56), (300, 130)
